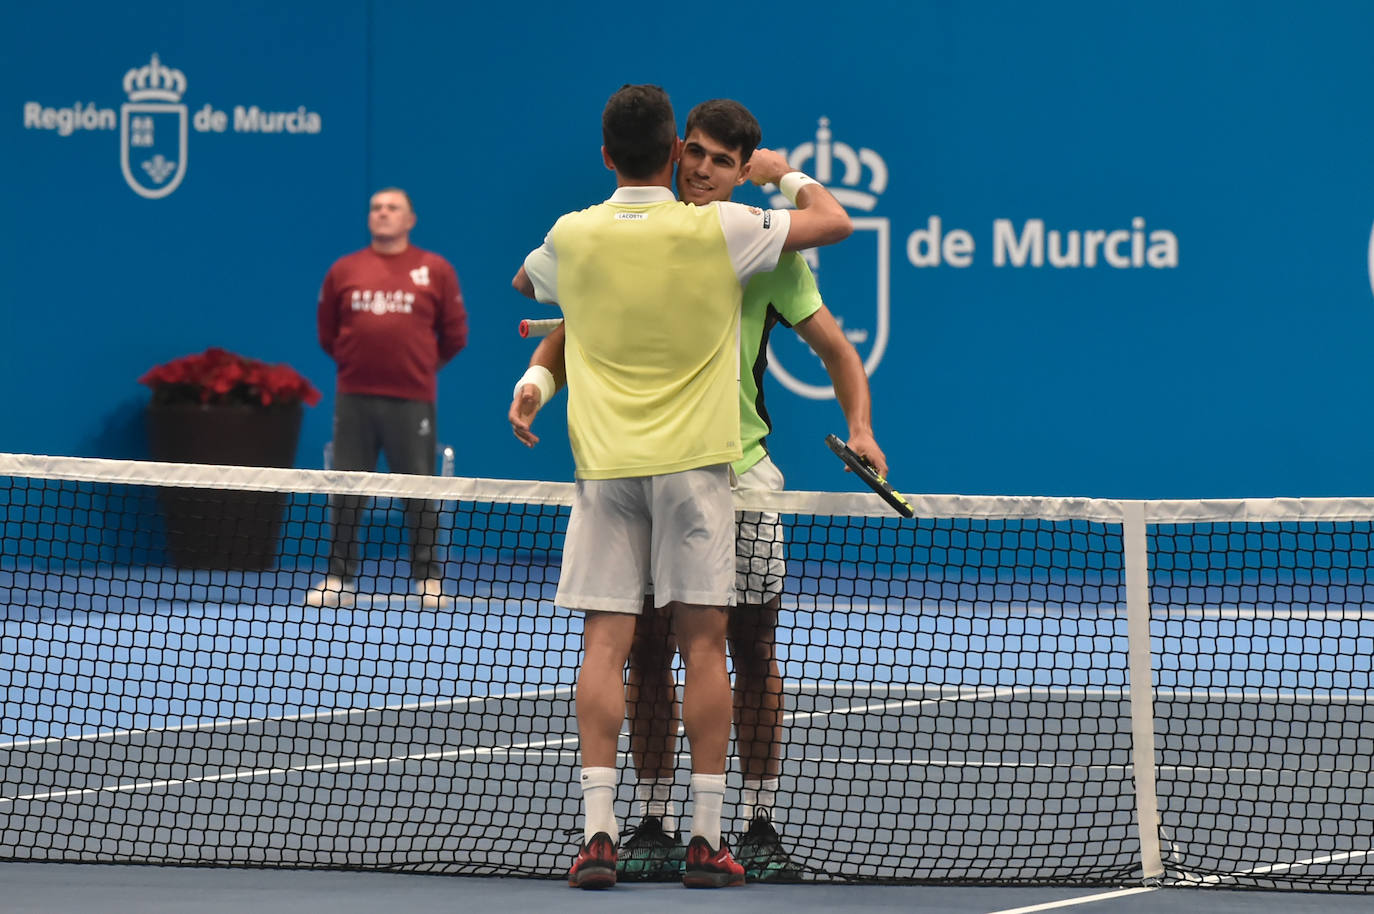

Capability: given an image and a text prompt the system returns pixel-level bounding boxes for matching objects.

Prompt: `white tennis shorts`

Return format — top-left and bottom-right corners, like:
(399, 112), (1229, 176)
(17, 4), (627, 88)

(735, 456), (786, 604)
(556, 464), (736, 614)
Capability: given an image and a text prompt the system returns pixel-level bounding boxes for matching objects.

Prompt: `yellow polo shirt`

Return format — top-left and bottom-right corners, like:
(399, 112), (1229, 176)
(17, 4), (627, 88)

(524, 186), (789, 479)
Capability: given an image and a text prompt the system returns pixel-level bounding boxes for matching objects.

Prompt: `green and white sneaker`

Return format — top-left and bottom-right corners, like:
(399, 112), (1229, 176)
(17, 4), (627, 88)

(615, 817), (685, 882)
(736, 814), (803, 883)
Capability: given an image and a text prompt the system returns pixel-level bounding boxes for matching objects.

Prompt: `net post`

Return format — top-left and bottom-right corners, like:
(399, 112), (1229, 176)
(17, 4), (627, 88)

(1122, 500), (1164, 881)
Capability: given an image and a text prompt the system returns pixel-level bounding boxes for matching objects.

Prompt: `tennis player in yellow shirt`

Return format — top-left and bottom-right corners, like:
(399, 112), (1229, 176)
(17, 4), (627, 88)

(512, 85), (852, 889)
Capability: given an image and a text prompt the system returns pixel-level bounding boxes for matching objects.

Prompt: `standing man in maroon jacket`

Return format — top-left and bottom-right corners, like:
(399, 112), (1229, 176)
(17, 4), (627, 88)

(310, 187), (468, 608)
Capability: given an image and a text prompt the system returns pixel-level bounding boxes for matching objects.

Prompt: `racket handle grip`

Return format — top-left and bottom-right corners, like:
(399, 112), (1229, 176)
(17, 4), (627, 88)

(519, 318), (564, 338)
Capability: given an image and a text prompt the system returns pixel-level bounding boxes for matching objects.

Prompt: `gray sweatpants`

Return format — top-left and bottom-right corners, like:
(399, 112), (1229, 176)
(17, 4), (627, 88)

(327, 393), (439, 581)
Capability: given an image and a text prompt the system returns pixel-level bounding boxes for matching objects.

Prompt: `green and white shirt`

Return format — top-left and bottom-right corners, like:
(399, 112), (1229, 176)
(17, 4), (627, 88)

(735, 252), (823, 476)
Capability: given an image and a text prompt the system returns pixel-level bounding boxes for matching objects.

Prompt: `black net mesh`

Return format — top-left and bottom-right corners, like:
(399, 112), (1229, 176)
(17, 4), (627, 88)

(0, 458), (1370, 890)
(1150, 521), (1374, 892)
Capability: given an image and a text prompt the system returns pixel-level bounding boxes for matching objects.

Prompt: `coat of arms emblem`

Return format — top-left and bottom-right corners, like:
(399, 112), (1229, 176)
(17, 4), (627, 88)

(120, 54), (188, 199)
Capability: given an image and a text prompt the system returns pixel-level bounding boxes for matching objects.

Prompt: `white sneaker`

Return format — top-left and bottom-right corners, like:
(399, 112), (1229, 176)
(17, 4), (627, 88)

(417, 578), (453, 609)
(305, 575), (355, 607)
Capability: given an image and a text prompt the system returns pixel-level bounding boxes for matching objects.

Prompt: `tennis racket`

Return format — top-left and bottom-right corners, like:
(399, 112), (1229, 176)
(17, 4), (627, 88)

(518, 318), (564, 338)
(825, 434), (914, 518)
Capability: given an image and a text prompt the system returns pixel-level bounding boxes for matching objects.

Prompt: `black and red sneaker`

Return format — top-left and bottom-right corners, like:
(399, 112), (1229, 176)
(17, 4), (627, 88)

(568, 831), (618, 889)
(682, 835), (746, 888)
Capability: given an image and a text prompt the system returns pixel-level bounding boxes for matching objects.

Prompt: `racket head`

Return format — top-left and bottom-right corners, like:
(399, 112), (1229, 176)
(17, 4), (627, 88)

(825, 434), (914, 518)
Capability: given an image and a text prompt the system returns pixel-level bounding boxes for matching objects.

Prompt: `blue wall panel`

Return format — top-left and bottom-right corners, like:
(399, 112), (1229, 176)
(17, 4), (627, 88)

(5, 1), (368, 461)
(6, 2), (1374, 499)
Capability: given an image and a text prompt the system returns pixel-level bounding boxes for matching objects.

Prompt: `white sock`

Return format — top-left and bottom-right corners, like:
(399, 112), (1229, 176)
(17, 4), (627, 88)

(635, 777), (678, 834)
(741, 776), (780, 823)
(689, 773), (727, 847)
(580, 767), (618, 845)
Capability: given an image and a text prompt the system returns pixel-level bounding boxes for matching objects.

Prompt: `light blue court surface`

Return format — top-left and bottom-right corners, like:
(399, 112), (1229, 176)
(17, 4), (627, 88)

(2, 563), (1372, 738)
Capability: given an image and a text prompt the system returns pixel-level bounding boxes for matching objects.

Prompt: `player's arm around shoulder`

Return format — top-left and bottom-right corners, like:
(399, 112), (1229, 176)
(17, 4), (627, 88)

(749, 147), (852, 252)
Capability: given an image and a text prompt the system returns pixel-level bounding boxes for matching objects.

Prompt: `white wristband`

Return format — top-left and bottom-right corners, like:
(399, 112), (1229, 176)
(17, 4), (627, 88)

(513, 365), (556, 407)
(778, 171), (821, 206)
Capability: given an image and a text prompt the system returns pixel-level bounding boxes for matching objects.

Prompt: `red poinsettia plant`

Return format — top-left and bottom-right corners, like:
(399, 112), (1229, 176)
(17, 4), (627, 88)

(139, 347), (322, 408)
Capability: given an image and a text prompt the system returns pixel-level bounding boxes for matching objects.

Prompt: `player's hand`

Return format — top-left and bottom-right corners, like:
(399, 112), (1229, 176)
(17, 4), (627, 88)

(508, 385), (543, 447)
(748, 148), (792, 187)
(847, 431), (887, 479)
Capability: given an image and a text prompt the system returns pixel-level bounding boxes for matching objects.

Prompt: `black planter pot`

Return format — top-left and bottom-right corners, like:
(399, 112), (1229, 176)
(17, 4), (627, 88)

(146, 402), (304, 571)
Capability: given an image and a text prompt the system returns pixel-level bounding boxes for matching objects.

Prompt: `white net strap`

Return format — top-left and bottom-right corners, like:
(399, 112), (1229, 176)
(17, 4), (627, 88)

(7, 453), (1374, 522)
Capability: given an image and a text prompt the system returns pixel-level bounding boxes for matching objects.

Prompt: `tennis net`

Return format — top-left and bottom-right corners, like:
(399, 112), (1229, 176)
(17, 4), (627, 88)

(0, 452), (1371, 891)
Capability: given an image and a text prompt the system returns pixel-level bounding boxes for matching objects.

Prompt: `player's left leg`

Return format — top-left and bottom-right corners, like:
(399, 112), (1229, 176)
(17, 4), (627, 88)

(578, 610), (639, 772)
(556, 476), (655, 889)
(570, 609), (638, 889)
(672, 600), (744, 888)
(729, 599), (802, 882)
(729, 598), (783, 786)
(730, 455), (802, 881)
(648, 465), (744, 888)
(620, 598), (686, 881)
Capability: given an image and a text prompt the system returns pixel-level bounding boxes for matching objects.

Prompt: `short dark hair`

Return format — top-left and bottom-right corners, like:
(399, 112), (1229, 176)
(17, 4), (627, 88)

(602, 84), (677, 180)
(684, 99), (762, 164)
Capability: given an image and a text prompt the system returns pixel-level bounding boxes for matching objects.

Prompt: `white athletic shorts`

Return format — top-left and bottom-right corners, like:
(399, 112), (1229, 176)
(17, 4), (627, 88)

(735, 456), (786, 604)
(556, 464), (736, 614)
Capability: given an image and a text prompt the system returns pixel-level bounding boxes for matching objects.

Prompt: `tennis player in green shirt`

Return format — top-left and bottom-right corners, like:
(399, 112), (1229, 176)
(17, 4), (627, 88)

(511, 98), (884, 884)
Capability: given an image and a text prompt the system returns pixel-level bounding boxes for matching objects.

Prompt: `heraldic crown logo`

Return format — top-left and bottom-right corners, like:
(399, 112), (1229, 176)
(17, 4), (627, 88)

(768, 117), (888, 212)
(762, 117), (892, 401)
(123, 53), (186, 103)
(120, 53), (189, 199)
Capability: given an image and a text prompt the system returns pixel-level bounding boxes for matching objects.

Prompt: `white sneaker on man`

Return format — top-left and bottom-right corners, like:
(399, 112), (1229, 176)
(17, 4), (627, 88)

(305, 575), (356, 607)
(417, 578), (453, 609)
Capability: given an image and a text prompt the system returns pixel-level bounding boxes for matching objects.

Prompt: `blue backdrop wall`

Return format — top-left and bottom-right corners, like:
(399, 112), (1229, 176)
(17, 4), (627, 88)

(6, 1), (1374, 499)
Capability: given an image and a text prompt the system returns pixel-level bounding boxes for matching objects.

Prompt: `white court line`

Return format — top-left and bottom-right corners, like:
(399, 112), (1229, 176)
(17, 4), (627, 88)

(784, 685), (1041, 725)
(983, 886), (1159, 914)
(0, 731), (584, 805)
(785, 681), (1373, 704)
(809, 757), (1132, 771)
(395, 753), (1313, 779)
(2, 680), (1009, 804)
(0, 681), (1016, 754)
(0, 683), (577, 752)
(365, 597), (1374, 621)
(832, 760), (1130, 771)
(8, 677), (1368, 761)
(784, 682), (1134, 697)
(1008, 847), (1374, 913)
(802, 757), (1358, 778)
(1171, 847), (1374, 885)
(9, 679), (1366, 753)
(787, 598), (1374, 621)
(0, 682), (1062, 753)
